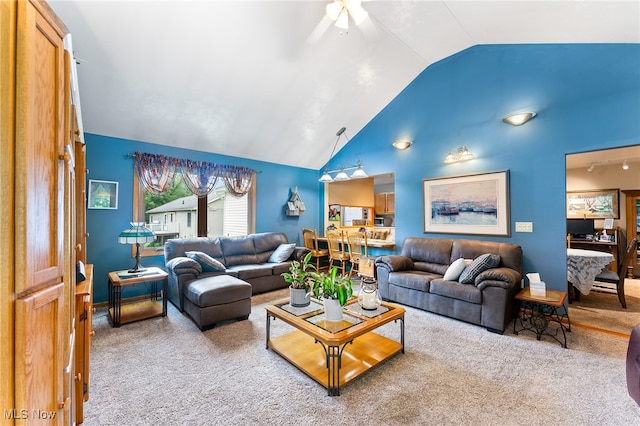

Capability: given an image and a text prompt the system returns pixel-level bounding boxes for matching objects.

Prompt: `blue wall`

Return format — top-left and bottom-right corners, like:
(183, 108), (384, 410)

(86, 135), (320, 303)
(324, 44), (640, 292)
(87, 43), (640, 303)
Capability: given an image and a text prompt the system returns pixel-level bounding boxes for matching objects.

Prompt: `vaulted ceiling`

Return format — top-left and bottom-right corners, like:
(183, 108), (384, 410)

(49, 1), (640, 170)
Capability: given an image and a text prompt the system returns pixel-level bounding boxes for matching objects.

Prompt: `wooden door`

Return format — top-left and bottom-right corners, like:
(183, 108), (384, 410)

(0, 0), (18, 413)
(14, 283), (66, 425)
(12, 1), (71, 424)
(623, 190), (640, 277)
(14, 0), (67, 295)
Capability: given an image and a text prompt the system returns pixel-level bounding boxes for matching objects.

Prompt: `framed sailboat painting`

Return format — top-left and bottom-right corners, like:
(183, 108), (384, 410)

(423, 170), (510, 236)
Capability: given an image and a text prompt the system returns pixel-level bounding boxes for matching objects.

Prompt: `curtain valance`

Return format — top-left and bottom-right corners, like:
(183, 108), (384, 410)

(134, 152), (255, 198)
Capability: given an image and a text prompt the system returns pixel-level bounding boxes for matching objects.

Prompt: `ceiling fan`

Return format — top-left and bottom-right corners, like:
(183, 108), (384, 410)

(307, 0), (373, 43)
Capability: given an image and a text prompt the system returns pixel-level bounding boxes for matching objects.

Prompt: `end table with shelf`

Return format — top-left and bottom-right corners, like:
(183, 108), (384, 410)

(513, 287), (571, 348)
(107, 266), (168, 327)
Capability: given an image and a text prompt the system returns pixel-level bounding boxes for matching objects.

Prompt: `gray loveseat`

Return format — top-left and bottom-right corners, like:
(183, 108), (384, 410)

(164, 232), (308, 312)
(375, 237), (523, 333)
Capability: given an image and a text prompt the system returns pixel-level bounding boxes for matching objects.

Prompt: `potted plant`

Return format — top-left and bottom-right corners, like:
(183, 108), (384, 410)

(282, 251), (315, 307)
(309, 266), (354, 321)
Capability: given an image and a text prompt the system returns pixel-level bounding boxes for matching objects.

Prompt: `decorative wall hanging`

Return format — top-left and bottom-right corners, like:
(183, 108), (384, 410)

(423, 170), (510, 236)
(88, 179), (118, 209)
(285, 186), (306, 216)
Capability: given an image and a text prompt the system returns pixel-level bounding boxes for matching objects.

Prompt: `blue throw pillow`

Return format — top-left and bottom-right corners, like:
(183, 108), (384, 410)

(185, 251), (226, 272)
(459, 253), (501, 284)
(268, 243), (296, 263)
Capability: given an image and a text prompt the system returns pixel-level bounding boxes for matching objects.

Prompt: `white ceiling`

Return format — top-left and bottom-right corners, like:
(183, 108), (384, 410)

(566, 145), (640, 170)
(49, 1), (640, 170)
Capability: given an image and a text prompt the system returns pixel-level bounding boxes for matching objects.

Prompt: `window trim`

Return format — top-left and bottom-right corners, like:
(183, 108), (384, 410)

(132, 170), (257, 257)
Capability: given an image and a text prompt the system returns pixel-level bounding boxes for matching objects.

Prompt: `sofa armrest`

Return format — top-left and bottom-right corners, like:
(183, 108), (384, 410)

(166, 256), (202, 276)
(375, 255), (414, 273)
(475, 267), (521, 291)
(292, 246), (311, 261)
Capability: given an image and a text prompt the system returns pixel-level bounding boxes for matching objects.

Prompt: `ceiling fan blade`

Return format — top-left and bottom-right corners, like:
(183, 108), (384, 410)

(307, 14), (333, 44)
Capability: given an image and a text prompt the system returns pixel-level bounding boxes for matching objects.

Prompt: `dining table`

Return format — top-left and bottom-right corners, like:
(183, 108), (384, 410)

(567, 248), (615, 295)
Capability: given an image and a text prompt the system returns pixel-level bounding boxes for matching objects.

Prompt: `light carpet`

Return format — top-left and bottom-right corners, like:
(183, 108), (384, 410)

(569, 278), (640, 336)
(85, 289), (639, 425)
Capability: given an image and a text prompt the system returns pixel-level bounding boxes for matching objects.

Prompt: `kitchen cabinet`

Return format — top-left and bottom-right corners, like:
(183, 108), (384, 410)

(375, 192), (395, 215)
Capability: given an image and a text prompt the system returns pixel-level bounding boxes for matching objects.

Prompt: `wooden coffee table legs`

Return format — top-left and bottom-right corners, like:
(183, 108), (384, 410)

(266, 312), (404, 396)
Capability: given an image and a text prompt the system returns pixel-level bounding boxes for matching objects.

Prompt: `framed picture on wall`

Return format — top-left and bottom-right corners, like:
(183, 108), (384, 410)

(423, 170), (510, 236)
(328, 204), (341, 221)
(88, 179), (119, 209)
(566, 189), (619, 219)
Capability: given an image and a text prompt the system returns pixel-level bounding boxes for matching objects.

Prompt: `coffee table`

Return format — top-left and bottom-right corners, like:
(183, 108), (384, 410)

(265, 297), (405, 396)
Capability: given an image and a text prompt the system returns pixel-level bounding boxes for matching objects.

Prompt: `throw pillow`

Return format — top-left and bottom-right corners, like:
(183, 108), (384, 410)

(268, 243), (296, 263)
(443, 258), (467, 281)
(185, 251), (226, 272)
(459, 253), (501, 284)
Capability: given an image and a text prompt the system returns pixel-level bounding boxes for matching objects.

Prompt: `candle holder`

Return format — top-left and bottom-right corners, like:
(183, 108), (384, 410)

(358, 277), (381, 310)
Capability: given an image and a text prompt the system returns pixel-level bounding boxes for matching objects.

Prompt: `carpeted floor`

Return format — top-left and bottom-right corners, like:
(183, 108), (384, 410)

(84, 288), (640, 426)
(568, 278), (640, 336)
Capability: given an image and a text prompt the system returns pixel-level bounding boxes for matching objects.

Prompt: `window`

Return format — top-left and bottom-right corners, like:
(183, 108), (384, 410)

(133, 171), (256, 256)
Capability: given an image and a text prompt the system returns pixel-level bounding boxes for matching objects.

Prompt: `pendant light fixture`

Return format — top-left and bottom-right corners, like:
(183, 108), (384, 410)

(318, 127), (368, 183)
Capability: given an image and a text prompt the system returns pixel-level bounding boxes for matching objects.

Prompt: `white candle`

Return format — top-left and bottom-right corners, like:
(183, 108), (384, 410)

(362, 291), (377, 309)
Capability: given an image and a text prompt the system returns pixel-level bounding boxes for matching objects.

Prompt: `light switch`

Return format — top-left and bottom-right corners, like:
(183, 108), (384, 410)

(515, 222), (533, 233)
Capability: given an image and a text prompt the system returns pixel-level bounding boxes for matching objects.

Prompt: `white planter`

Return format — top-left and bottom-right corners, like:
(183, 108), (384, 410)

(323, 298), (343, 322)
(289, 287), (310, 307)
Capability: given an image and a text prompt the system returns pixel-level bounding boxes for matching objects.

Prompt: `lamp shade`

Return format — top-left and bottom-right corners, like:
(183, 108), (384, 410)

(319, 171), (334, 183)
(119, 222), (156, 273)
(333, 170), (350, 181)
(335, 9), (349, 29)
(350, 167), (368, 179)
(118, 222), (155, 244)
(457, 146), (474, 161)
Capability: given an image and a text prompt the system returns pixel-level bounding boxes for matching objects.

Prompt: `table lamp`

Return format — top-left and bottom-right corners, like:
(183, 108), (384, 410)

(118, 222), (156, 273)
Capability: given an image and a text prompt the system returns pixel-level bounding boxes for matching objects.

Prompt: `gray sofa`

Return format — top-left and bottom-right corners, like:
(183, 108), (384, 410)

(375, 237), (523, 333)
(164, 232), (308, 312)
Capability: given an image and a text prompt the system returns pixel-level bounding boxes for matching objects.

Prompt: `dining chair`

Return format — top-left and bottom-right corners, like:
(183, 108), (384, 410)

(347, 232), (368, 278)
(326, 230), (350, 276)
(301, 228), (329, 272)
(593, 238), (637, 309)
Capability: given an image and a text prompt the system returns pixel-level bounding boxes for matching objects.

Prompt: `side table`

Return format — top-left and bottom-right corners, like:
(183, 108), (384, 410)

(513, 287), (571, 348)
(108, 267), (168, 327)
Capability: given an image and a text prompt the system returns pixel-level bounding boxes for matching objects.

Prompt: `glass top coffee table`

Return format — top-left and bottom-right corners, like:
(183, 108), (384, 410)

(265, 297), (405, 396)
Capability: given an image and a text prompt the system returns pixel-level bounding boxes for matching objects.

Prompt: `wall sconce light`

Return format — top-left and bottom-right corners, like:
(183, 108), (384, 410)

(622, 160), (630, 170)
(503, 112), (537, 126)
(392, 139), (412, 150)
(318, 127), (368, 182)
(444, 146), (474, 164)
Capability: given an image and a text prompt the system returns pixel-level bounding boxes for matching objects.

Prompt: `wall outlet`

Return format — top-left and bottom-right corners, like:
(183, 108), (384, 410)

(515, 222), (533, 232)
